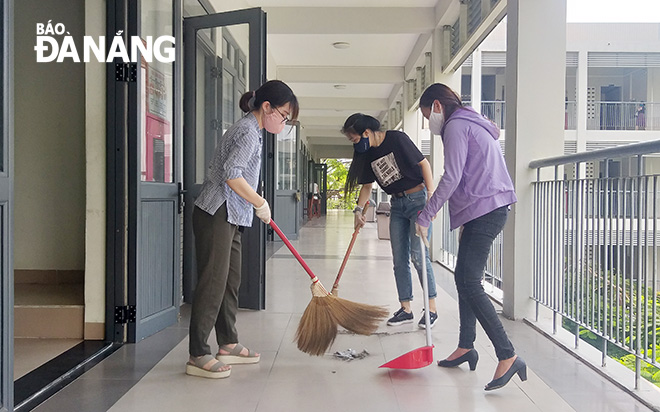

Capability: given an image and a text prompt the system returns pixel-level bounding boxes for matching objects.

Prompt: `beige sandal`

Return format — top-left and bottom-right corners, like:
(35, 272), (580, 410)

(186, 354), (231, 379)
(216, 343), (260, 365)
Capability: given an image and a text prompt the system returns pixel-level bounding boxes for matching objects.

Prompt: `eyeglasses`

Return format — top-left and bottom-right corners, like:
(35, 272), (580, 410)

(274, 107), (290, 124)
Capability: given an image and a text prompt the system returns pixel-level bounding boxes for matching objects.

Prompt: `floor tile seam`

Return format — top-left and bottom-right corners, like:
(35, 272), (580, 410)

(77, 376), (142, 383)
(266, 313), (295, 384)
(244, 379), (269, 412)
(377, 333), (401, 410)
(389, 373), (406, 412)
(514, 378), (565, 412)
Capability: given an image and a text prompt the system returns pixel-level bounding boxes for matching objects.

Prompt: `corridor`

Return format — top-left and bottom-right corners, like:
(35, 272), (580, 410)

(35, 212), (651, 412)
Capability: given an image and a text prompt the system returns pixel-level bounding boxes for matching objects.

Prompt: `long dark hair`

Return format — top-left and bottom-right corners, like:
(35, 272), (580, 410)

(419, 83), (463, 119)
(239, 80), (299, 121)
(342, 113), (381, 197)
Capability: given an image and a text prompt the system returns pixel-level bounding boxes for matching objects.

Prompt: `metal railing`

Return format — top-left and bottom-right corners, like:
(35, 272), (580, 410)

(435, 205), (504, 302)
(481, 101), (506, 130)
(463, 101), (506, 130)
(588, 102), (657, 131)
(530, 139), (660, 389)
(463, 101), (658, 131)
(565, 101), (577, 130)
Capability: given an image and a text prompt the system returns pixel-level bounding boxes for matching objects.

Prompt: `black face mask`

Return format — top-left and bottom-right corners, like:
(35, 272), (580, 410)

(353, 135), (370, 153)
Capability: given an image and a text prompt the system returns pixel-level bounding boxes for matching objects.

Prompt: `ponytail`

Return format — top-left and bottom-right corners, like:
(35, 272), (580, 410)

(238, 80), (299, 121)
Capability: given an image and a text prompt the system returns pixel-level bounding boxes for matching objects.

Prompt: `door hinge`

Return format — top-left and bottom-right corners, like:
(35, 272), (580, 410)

(114, 305), (136, 324)
(178, 182), (186, 215)
(115, 63), (137, 82)
(211, 119), (219, 131)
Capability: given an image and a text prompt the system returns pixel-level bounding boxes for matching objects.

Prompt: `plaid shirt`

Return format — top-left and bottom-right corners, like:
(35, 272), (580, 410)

(195, 113), (262, 226)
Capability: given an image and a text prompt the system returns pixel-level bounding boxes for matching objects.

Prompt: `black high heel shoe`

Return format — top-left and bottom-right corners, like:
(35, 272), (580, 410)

(484, 356), (527, 391)
(437, 349), (479, 371)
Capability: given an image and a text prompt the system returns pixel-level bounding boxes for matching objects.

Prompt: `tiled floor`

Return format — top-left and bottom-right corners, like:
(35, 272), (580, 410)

(35, 211), (654, 412)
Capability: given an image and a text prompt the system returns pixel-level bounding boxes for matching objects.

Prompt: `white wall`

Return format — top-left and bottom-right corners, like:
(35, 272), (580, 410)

(566, 23), (660, 52)
(630, 69), (648, 101)
(14, 0), (86, 270)
(650, 68), (660, 104)
(85, 0), (107, 338)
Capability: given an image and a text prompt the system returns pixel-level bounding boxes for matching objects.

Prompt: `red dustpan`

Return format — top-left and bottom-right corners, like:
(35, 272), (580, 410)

(380, 235), (434, 369)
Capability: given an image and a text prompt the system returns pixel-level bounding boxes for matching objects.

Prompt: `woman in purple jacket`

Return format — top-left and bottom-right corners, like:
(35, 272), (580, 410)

(415, 83), (526, 391)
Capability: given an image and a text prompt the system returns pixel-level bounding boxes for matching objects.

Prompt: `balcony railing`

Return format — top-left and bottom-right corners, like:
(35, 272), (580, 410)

(464, 101), (506, 130)
(530, 140), (660, 389)
(481, 101), (506, 130)
(464, 101), (658, 131)
(435, 205), (504, 302)
(588, 102), (657, 131)
(565, 101), (577, 130)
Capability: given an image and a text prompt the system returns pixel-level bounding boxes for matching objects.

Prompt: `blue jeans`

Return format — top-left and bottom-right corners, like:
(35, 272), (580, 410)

(454, 206), (515, 361)
(389, 189), (437, 303)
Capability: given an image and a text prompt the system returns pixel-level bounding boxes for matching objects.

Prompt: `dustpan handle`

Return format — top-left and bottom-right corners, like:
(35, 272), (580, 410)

(269, 220), (317, 281)
(420, 235), (432, 347)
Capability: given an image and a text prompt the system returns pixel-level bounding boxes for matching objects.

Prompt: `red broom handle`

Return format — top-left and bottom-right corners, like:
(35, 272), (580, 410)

(333, 229), (359, 289)
(269, 220), (317, 281)
(332, 202), (369, 289)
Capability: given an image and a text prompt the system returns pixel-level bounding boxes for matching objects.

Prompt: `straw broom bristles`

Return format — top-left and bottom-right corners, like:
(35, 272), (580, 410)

(295, 277), (388, 356)
(295, 279), (338, 356)
(331, 297), (389, 335)
(268, 220), (386, 356)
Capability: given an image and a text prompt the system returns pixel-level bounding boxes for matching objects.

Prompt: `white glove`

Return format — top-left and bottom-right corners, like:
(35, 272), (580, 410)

(415, 223), (429, 239)
(254, 199), (271, 224)
(354, 211), (366, 230)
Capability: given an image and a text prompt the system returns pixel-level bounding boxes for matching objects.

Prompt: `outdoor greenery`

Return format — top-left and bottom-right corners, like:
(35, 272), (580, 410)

(561, 260), (660, 387)
(323, 158), (358, 210)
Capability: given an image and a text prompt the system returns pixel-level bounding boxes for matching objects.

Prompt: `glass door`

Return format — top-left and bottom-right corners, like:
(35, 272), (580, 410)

(274, 124), (300, 240)
(0, 0), (13, 408)
(313, 163), (328, 216)
(183, 8), (266, 310)
(125, 0), (181, 342)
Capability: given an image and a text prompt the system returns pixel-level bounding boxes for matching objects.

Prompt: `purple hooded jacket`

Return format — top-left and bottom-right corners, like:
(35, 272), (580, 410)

(417, 106), (517, 230)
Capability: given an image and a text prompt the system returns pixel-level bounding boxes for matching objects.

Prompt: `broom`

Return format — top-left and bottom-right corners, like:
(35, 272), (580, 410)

(269, 220), (388, 356)
(331, 202), (370, 296)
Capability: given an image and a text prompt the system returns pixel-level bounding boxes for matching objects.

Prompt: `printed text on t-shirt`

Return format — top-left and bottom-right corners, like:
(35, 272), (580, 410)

(372, 153), (402, 187)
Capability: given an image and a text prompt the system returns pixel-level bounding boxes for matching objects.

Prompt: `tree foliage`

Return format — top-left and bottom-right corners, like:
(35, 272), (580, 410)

(323, 158), (357, 210)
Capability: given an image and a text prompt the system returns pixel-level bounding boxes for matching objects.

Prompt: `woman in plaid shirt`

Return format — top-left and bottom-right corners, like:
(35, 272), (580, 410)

(187, 80), (299, 379)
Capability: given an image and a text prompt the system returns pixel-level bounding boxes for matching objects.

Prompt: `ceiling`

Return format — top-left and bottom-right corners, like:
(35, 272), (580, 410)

(209, 0), (460, 159)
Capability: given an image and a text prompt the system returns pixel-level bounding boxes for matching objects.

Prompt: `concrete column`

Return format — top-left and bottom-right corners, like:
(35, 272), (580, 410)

(503, 0), (567, 319)
(442, 26), (452, 72)
(649, 68), (660, 129)
(471, 48), (482, 112)
(576, 49), (588, 154)
(403, 94), (420, 146)
(481, 0), (492, 18)
(459, 0), (468, 49)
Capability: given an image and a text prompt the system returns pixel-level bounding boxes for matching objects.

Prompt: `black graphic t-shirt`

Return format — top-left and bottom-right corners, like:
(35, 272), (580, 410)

(357, 130), (425, 194)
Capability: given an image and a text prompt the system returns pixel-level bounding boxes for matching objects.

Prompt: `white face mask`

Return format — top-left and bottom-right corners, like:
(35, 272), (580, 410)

(428, 108), (445, 135)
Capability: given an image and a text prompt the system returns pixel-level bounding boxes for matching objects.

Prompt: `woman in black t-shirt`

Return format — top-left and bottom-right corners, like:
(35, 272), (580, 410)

(342, 113), (438, 328)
